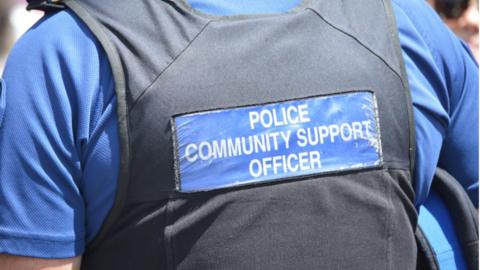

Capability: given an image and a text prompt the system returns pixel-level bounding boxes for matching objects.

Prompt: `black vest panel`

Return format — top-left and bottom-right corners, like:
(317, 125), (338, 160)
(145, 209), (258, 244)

(61, 0), (417, 269)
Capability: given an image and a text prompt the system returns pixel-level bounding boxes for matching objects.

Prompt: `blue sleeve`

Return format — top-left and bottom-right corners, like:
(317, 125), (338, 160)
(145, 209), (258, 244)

(0, 10), (119, 258)
(392, 0), (479, 206)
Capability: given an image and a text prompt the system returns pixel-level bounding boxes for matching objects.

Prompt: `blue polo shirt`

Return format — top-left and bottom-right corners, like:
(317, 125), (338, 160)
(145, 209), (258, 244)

(0, 0), (478, 268)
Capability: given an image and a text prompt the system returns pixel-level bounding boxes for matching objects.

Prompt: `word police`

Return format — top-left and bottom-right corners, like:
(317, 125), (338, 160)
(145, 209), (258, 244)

(249, 104), (310, 129)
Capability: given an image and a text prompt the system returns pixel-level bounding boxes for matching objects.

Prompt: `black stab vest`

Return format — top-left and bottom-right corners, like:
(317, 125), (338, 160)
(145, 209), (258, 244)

(48, 0), (418, 268)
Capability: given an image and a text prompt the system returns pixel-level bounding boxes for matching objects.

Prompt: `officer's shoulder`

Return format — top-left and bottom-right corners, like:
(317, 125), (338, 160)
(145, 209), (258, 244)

(391, 0), (439, 22)
(9, 9), (99, 67)
(392, 0), (462, 50)
(391, 0), (468, 78)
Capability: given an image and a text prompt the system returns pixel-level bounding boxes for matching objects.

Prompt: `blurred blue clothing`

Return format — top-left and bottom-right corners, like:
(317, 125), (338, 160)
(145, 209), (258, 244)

(419, 191), (468, 270)
(0, 1), (477, 268)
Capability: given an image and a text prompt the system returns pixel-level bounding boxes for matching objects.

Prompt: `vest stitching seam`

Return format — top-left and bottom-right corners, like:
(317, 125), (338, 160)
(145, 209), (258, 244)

(382, 169), (390, 270)
(305, 7), (406, 91)
(381, 0), (416, 181)
(387, 172), (394, 270)
(165, 199), (175, 270)
(129, 20), (213, 113)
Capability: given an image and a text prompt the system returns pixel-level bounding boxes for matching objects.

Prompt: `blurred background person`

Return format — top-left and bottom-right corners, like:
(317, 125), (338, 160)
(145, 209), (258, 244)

(429, 0), (479, 61)
(0, 0), (15, 73)
(0, 0), (42, 74)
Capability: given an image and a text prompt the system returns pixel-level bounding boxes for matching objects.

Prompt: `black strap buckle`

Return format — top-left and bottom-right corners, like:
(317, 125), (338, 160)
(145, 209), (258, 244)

(26, 0), (65, 12)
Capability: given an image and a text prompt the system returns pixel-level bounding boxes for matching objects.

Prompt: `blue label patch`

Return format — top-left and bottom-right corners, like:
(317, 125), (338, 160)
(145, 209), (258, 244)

(173, 91), (382, 192)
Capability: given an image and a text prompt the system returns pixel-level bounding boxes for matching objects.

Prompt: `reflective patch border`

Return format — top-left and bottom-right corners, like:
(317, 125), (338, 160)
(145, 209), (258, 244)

(172, 90), (384, 193)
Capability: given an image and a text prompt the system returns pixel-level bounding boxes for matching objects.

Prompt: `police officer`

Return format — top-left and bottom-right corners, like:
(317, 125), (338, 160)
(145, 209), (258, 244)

(0, 0), (477, 269)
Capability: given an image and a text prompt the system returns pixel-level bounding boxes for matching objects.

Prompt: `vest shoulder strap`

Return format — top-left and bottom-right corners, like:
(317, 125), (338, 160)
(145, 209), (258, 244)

(433, 168), (479, 270)
(26, 0), (65, 12)
(416, 168), (479, 270)
(416, 226), (440, 270)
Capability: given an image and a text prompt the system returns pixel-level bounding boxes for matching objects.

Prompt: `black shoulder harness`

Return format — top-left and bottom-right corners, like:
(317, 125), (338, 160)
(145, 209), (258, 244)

(26, 0), (65, 12)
